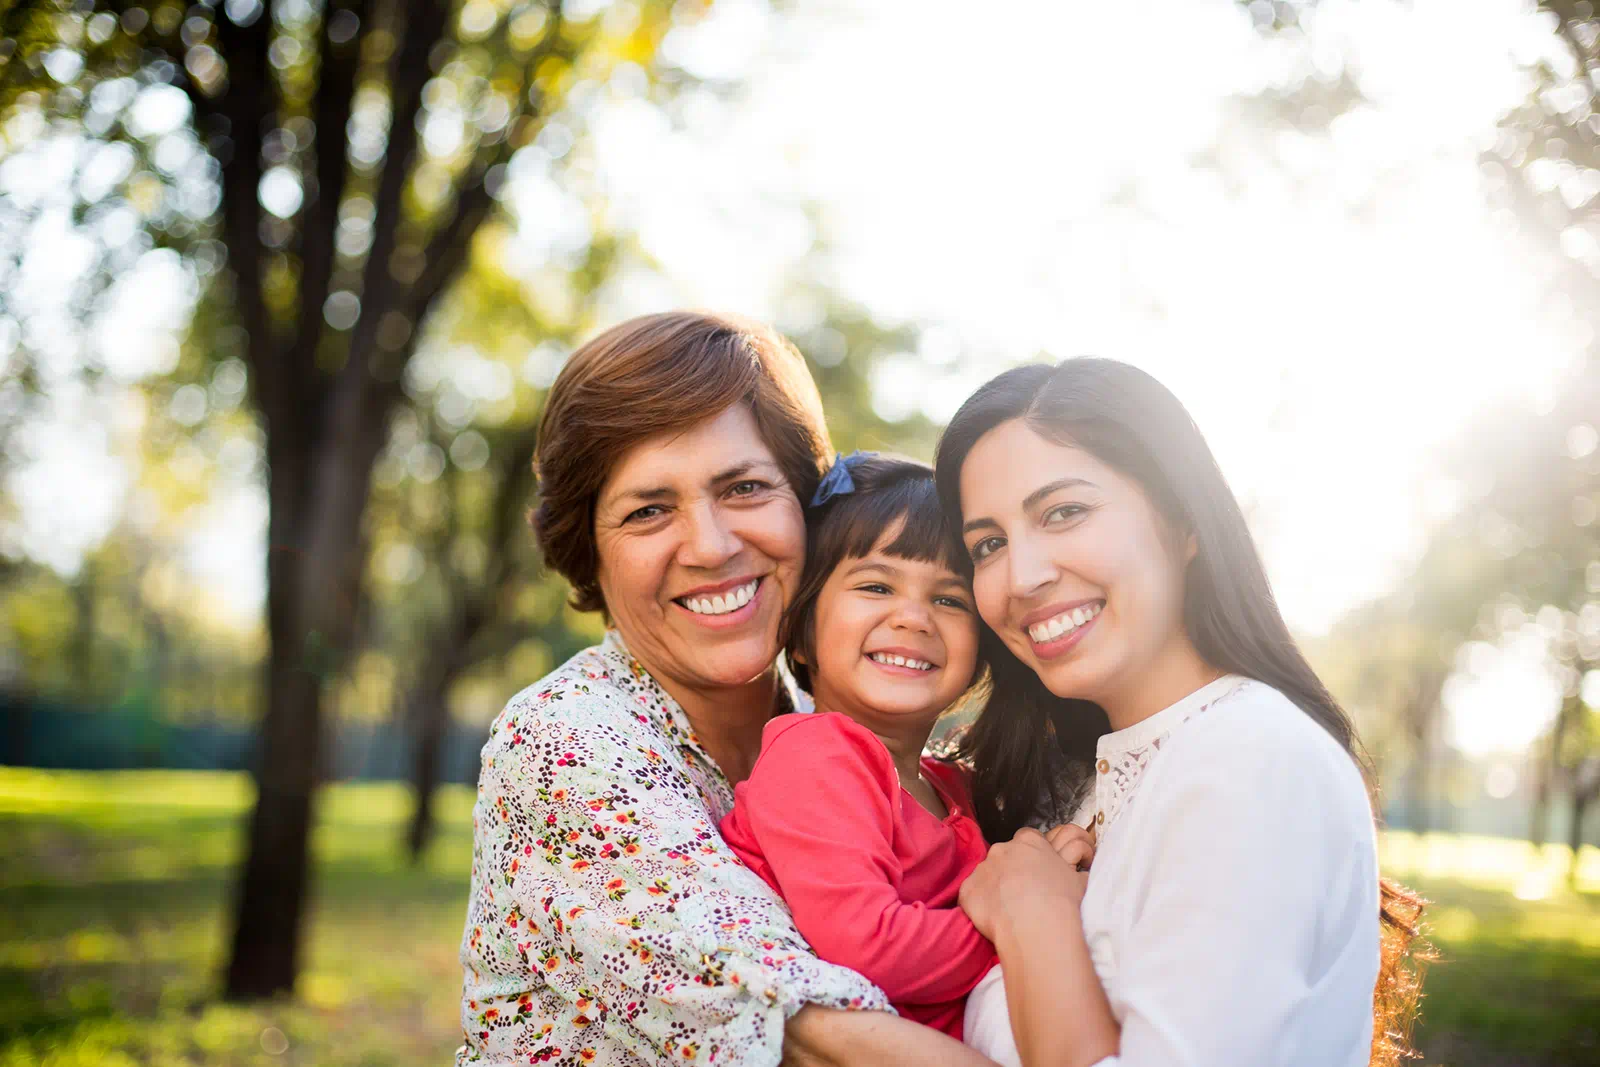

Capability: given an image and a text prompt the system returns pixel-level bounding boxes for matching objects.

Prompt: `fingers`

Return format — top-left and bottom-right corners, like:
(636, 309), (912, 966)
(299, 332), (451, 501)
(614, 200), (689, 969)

(1044, 823), (1093, 849)
(1044, 823), (1095, 869)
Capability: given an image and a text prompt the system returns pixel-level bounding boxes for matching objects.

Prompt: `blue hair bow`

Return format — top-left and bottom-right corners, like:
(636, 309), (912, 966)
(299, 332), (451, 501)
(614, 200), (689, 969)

(811, 451), (873, 507)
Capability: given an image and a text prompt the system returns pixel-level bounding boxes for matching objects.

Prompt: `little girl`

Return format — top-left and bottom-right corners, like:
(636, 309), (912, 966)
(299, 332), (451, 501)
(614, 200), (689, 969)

(720, 452), (1036, 1050)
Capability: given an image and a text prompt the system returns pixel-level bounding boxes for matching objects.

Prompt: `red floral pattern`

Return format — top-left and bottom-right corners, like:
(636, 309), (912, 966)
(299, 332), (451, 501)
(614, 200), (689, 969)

(456, 632), (891, 1066)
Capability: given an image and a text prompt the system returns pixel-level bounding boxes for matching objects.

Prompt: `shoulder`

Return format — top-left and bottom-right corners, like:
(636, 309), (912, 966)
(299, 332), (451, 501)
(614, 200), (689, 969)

(1154, 680), (1372, 825)
(748, 712), (897, 786)
(484, 640), (671, 752)
(759, 711), (891, 760)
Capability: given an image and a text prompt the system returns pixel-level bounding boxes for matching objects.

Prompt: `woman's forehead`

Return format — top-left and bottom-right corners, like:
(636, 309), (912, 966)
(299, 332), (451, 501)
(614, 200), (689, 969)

(599, 405), (779, 501)
(960, 421), (1108, 509)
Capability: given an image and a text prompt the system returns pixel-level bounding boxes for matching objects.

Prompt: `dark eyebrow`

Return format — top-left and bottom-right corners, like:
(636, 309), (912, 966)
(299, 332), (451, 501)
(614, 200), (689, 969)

(613, 486), (675, 506)
(843, 559), (903, 579)
(962, 477), (1098, 536)
(608, 459), (782, 508)
(712, 461), (773, 483)
(1022, 477), (1097, 512)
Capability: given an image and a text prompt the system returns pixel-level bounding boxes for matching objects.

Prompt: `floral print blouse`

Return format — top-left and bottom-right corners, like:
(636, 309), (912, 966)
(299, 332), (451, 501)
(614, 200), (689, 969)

(456, 632), (892, 1066)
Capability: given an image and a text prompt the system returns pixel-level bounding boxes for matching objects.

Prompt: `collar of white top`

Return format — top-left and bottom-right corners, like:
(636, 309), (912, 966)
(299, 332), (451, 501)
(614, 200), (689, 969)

(1094, 674), (1250, 760)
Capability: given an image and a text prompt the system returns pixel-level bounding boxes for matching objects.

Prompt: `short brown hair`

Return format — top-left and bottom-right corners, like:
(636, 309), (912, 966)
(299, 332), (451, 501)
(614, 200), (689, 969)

(532, 310), (833, 614)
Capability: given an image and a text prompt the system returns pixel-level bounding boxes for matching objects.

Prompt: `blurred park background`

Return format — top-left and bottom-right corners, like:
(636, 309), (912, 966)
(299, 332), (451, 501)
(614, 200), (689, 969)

(1, 0), (1598, 1063)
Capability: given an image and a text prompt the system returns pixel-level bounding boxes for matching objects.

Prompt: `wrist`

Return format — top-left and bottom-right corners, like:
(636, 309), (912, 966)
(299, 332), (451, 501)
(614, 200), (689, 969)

(990, 883), (1081, 950)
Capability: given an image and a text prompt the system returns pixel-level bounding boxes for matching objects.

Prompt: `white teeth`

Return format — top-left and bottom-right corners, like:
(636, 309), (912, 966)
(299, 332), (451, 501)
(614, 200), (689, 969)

(681, 580), (759, 616)
(1028, 603), (1102, 643)
(868, 652), (934, 671)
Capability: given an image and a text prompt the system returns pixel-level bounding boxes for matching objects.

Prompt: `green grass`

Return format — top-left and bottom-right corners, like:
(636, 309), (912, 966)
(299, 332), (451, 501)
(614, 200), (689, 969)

(0, 770), (1596, 1066)
(0, 769), (472, 1067)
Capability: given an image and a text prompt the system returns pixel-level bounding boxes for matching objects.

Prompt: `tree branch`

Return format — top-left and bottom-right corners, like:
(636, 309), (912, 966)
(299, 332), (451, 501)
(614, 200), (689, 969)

(201, 7), (282, 435)
(402, 2), (570, 347)
(1552, 8), (1600, 121)
(289, 0), (374, 440)
(343, 0), (453, 390)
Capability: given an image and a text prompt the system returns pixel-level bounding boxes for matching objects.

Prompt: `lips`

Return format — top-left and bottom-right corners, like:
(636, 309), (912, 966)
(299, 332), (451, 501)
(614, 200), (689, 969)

(673, 577), (762, 616)
(865, 651), (936, 672)
(1026, 601), (1104, 644)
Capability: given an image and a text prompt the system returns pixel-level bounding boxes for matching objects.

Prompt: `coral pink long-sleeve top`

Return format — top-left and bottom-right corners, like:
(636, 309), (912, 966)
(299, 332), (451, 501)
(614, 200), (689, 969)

(719, 712), (998, 1039)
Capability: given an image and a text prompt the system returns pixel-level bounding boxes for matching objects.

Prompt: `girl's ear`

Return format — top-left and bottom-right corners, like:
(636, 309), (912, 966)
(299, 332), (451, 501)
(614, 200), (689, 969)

(1185, 532), (1198, 563)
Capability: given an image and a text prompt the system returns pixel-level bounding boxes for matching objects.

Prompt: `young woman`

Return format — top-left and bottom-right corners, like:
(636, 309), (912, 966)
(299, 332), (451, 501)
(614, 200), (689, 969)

(933, 360), (1423, 1067)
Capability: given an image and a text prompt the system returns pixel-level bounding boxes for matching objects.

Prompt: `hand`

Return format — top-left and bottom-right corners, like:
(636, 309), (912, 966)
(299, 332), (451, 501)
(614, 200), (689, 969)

(959, 827), (1088, 942)
(1044, 823), (1095, 871)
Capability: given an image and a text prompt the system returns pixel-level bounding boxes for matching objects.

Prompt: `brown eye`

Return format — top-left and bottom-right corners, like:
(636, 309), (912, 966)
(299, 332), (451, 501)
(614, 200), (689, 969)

(969, 535), (1005, 562)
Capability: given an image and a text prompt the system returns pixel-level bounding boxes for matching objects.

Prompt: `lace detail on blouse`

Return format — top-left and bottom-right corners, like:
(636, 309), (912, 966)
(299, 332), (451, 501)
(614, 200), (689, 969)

(1087, 676), (1249, 843)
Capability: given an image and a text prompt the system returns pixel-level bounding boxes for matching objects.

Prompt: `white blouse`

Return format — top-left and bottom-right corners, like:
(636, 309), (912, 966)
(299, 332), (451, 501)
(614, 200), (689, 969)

(968, 676), (1381, 1067)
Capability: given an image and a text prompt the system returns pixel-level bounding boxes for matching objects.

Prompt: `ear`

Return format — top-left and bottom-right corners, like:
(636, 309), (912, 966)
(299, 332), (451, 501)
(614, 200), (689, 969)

(790, 647), (808, 666)
(1184, 532), (1198, 564)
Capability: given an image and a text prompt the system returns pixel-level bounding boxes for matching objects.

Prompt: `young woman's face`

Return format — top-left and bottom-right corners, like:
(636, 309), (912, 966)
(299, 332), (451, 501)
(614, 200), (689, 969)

(593, 403), (806, 697)
(805, 528), (980, 729)
(957, 418), (1191, 708)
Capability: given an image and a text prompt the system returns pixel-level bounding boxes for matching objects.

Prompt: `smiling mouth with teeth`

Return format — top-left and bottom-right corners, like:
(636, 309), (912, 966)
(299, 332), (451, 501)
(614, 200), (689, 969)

(867, 652), (937, 672)
(677, 578), (760, 616)
(1027, 602), (1104, 644)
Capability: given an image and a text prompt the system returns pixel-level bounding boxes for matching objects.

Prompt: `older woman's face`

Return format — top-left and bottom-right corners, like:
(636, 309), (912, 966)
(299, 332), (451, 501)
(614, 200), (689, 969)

(594, 403), (806, 700)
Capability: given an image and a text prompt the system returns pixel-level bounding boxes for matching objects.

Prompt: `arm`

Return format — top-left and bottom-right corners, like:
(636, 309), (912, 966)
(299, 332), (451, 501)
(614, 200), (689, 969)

(783, 1004), (999, 1067)
(960, 832), (1118, 1067)
(729, 716), (996, 1006)
(473, 695), (891, 1067)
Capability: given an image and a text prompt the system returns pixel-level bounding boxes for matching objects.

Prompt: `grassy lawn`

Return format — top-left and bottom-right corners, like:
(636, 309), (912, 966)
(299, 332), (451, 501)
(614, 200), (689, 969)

(1, 769), (1597, 1066)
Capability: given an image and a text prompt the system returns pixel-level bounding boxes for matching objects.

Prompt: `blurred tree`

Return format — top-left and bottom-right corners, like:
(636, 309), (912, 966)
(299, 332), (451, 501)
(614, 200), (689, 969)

(1247, 0), (1600, 858)
(0, 0), (717, 997)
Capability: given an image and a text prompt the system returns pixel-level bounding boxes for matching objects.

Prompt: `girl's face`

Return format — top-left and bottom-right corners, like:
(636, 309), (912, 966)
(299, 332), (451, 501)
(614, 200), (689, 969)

(957, 418), (1192, 710)
(805, 528), (980, 730)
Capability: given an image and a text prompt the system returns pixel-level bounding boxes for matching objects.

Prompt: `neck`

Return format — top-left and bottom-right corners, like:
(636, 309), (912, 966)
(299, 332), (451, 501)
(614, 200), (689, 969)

(1098, 631), (1224, 732)
(873, 725), (932, 788)
(655, 667), (778, 787)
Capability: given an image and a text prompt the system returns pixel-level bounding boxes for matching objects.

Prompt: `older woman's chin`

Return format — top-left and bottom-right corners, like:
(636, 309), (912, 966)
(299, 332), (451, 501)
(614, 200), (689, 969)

(672, 626), (790, 688)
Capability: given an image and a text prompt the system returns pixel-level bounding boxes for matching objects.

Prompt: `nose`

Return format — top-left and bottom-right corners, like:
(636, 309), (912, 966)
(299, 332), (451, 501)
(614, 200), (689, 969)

(1006, 530), (1059, 601)
(677, 499), (742, 570)
(888, 597), (935, 634)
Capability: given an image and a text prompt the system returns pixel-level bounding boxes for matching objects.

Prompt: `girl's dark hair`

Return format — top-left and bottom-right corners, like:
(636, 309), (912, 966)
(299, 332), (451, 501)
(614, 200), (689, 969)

(783, 453), (983, 696)
(934, 359), (1426, 1067)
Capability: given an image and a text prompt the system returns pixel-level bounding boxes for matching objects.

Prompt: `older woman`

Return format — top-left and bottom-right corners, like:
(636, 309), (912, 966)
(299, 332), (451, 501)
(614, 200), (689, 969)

(455, 312), (988, 1067)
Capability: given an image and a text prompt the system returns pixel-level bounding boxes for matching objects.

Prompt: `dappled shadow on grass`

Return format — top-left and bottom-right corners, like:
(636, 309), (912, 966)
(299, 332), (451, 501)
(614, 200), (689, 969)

(6, 771), (1599, 1067)
(1, 771), (473, 1066)
(1409, 879), (1600, 1067)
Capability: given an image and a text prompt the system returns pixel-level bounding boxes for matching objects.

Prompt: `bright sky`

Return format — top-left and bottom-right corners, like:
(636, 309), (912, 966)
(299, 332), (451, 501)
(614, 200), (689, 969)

(596, 0), (1581, 639)
(3, 0), (1587, 748)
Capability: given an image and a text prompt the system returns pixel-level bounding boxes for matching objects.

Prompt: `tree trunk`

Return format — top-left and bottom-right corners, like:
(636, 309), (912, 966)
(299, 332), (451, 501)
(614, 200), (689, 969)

(1569, 787), (1592, 889)
(223, 429), (376, 999)
(405, 666), (456, 863)
(71, 560), (96, 703)
(1530, 731), (1557, 847)
(223, 644), (325, 997)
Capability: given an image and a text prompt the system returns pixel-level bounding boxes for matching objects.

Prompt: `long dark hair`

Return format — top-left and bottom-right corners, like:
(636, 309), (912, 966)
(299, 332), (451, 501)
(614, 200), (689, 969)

(934, 359), (1425, 1067)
